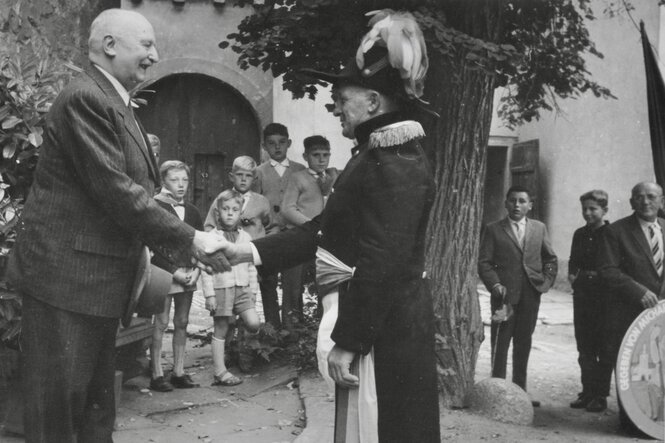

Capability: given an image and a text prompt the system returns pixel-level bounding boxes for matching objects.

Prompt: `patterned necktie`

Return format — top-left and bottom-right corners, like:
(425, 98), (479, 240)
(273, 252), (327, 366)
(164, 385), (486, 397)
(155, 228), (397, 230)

(514, 222), (524, 247)
(317, 172), (330, 196)
(649, 224), (663, 277)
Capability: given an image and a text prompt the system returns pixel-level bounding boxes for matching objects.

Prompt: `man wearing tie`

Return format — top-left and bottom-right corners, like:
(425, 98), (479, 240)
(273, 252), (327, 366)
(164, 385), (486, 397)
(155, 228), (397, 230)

(9, 9), (227, 442)
(598, 181), (665, 430)
(478, 185), (558, 404)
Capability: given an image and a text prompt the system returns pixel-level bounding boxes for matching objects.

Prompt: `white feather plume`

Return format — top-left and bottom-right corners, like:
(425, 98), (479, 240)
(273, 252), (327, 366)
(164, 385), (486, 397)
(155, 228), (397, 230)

(356, 9), (428, 99)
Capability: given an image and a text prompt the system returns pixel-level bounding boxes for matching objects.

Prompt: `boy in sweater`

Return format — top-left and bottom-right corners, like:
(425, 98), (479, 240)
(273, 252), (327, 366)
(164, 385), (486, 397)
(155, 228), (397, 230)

(281, 135), (338, 327)
(201, 190), (260, 386)
(253, 123), (305, 328)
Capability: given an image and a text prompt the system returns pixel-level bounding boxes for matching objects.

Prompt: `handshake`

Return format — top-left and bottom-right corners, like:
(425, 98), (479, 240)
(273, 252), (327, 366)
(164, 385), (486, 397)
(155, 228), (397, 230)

(190, 230), (252, 273)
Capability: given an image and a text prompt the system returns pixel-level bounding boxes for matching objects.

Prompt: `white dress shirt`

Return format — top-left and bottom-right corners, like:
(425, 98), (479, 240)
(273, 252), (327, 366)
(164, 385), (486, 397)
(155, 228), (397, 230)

(270, 158), (291, 177)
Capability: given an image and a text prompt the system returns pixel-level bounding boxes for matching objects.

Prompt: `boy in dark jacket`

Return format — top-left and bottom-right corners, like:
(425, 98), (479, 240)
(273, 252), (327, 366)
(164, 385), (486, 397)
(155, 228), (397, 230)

(569, 190), (612, 412)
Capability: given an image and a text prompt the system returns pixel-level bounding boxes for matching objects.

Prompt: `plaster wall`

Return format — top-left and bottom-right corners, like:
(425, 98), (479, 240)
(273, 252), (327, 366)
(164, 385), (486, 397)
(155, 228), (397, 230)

(122, 0), (353, 169)
(273, 80), (354, 170)
(122, 0), (273, 131)
(496, 1), (660, 266)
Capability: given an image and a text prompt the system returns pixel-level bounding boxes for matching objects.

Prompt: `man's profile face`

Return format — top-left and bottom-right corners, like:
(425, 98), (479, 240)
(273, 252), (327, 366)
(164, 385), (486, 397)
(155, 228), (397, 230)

(107, 16), (158, 90)
(331, 85), (373, 139)
(631, 183), (664, 222)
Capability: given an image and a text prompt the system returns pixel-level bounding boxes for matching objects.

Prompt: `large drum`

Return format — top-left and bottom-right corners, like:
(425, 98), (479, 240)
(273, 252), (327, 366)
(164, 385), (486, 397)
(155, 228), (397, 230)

(616, 300), (665, 439)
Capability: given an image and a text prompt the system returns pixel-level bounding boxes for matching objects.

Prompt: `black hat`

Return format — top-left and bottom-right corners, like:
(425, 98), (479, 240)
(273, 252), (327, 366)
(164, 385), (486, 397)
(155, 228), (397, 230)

(300, 10), (439, 118)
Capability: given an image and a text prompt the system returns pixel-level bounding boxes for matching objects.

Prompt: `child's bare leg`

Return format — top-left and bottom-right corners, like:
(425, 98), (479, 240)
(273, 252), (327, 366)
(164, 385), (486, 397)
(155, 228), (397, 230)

(211, 316), (243, 385)
(239, 308), (260, 333)
(237, 308), (261, 373)
(150, 295), (173, 378)
(212, 316), (230, 374)
(172, 292), (193, 377)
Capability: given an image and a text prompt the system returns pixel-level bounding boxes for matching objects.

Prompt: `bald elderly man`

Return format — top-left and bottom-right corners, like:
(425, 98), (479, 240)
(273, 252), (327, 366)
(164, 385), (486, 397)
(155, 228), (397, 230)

(9, 9), (227, 442)
(598, 181), (665, 430)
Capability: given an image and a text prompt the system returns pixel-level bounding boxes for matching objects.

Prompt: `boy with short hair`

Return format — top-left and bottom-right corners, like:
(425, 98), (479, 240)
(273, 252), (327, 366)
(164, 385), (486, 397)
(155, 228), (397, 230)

(253, 123), (306, 328)
(150, 160), (203, 392)
(201, 190), (260, 386)
(205, 156), (271, 241)
(568, 190), (612, 413)
(281, 135), (339, 328)
(478, 185), (558, 404)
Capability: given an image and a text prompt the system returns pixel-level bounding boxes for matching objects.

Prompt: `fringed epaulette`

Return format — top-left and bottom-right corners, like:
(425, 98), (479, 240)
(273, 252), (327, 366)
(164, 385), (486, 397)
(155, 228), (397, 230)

(368, 120), (425, 149)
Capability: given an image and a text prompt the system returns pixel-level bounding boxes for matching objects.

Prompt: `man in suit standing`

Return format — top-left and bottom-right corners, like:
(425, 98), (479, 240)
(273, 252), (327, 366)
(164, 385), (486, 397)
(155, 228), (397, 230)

(8, 9), (227, 443)
(478, 185), (558, 404)
(598, 181), (665, 429)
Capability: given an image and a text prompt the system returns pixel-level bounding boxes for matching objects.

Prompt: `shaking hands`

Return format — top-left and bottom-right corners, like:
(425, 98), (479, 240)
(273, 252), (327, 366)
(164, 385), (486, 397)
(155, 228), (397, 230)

(190, 230), (254, 273)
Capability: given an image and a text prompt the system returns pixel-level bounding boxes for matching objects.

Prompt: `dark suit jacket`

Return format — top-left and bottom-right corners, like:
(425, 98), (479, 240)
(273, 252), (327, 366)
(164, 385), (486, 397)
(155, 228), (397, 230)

(151, 200), (203, 273)
(8, 65), (194, 318)
(478, 217), (558, 304)
(598, 214), (665, 330)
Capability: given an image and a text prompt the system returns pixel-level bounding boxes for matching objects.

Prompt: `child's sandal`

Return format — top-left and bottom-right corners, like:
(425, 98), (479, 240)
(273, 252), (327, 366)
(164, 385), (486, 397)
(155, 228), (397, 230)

(212, 370), (243, 386)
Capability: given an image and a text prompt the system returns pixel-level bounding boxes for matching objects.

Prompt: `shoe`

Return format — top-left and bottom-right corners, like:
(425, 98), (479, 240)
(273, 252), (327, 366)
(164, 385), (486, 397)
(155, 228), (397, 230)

(531, 400), (541, 408)
(570, 393), (591, 409)
(150, 376), (173, 392)
(585, 396), (607, 413)
(170, 374), (199, 389)
(212, 370), (243, 386)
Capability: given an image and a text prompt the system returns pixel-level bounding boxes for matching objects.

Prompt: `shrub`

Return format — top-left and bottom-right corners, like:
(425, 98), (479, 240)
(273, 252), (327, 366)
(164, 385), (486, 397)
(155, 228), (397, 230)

(0, 1), (76, 350)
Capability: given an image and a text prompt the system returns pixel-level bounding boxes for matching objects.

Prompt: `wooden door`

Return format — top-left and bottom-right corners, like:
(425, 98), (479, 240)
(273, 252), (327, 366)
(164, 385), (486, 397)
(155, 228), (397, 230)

(510, 139), (540, 220)
(483, 146), (507, 225)
(193, 154), (227, 217)
(136, 73), (261, 216)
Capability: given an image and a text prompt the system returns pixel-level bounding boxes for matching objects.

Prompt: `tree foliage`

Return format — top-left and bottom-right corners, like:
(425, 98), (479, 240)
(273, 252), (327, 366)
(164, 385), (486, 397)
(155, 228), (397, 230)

(223, 0), (615, 128)
(222, 0), (617, 406)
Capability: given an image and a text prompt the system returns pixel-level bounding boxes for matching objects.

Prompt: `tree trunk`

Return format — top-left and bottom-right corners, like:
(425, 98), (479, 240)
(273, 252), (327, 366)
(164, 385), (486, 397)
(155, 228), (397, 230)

(423, 0), (504, 408)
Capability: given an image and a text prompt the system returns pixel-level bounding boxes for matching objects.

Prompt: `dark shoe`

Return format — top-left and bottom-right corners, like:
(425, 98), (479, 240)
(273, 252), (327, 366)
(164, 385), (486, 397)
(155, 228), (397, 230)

(531, 400), (541, 408)
(570, 393), (591, 409)
(150, 376), (173, 392)
(585, 396), (607, 412)
(170, 374), (199, 389)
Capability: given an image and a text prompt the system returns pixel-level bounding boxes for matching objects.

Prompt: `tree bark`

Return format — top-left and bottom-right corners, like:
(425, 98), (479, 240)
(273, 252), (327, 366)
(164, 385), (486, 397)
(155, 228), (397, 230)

(423, 0), (504, 408)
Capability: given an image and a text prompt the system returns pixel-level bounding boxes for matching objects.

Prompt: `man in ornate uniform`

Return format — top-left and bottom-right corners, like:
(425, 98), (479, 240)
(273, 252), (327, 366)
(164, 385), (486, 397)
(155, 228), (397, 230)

(220, 10), (440, 442)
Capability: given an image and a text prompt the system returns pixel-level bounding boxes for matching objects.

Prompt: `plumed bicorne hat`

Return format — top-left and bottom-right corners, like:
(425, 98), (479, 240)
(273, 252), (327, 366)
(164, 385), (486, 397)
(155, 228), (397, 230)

(301, 9), (439, 118)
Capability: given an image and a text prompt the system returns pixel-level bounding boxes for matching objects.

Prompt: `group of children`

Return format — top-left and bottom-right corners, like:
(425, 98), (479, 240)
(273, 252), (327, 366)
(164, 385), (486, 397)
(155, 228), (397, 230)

(146, 123), (338, 391)
(479, 185), (612, 413)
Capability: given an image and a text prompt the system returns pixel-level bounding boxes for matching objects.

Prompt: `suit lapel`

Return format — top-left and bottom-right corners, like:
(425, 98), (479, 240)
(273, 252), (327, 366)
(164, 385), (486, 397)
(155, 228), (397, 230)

(500, 218), (522, 251)
(629, 215), (659, 274)
(86, 66), (158, 184)
(133, 115), (160, 185)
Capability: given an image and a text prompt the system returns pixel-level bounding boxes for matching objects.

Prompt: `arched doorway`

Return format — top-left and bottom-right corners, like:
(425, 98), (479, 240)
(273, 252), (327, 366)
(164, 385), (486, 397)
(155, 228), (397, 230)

(136, 73), (261, 216)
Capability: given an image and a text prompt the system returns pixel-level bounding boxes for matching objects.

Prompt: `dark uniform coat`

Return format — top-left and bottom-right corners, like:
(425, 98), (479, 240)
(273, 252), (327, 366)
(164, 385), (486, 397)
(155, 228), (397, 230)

(253, 112), (440, 443)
